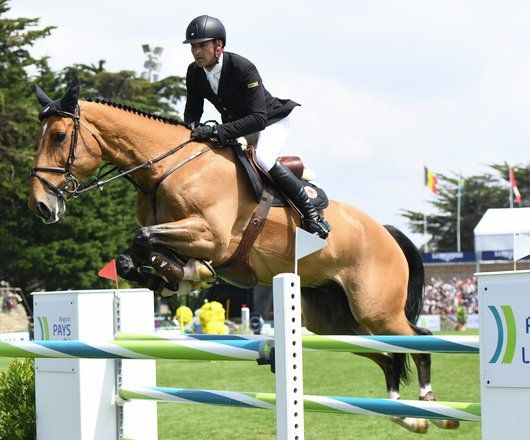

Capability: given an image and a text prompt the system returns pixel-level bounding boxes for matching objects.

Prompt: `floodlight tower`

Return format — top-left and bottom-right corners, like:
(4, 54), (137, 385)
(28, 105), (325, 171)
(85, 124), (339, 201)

(141, 44), (164, 82)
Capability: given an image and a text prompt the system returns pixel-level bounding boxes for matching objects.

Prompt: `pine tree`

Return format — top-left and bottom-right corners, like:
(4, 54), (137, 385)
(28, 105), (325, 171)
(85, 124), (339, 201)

(401, 165), (530, 252)
(0, 2), (186, 303)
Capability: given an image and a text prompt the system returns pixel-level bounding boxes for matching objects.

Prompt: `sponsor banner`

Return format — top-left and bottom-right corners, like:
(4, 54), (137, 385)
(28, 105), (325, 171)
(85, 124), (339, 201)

(422, 251), (476, 263)
(34, 298), (76, 341)
(417, 315), (441, 331)
(480, 279), (530, 387)
(481, 250), (530, 261)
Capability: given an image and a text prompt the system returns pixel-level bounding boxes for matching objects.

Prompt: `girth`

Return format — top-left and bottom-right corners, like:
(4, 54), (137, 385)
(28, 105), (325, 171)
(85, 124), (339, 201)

(215, 185), (274, 288)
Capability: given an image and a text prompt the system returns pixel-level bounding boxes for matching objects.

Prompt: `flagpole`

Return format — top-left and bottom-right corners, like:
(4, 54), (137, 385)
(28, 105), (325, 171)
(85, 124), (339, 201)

(509, 165), (514, 209)
(423, 214), (428, 253)
(456, 178), (462, 252)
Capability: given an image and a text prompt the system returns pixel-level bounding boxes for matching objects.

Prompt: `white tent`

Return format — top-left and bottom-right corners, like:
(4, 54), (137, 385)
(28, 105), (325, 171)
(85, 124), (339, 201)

(474, 207), (530, 252)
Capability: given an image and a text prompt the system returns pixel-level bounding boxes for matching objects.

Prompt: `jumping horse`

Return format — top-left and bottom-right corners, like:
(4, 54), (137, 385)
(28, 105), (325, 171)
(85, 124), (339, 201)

(28, 75), (459, 433)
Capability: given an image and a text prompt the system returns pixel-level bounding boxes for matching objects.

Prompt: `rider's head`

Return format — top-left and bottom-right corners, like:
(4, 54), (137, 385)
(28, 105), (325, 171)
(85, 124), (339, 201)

(183, 15), (226, 69)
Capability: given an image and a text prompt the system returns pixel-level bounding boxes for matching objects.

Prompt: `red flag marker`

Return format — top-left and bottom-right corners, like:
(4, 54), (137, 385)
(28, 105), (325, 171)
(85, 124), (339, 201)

(510, 167), (522, 206)
(98, 259), (119, 289)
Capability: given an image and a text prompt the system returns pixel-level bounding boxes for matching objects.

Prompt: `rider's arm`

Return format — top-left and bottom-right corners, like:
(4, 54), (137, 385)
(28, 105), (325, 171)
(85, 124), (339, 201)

(184, 64), (204, 124)
(215, 63), (267, 144)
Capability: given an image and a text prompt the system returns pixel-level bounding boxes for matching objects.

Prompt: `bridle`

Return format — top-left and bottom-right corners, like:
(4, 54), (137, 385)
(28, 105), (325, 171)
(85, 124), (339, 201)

(30, 106), (207, 208)
(30, 106), (83, 202)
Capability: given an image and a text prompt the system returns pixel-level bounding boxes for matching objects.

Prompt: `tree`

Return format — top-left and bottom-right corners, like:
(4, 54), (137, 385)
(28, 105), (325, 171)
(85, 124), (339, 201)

(0, 2), (186, 304)
(401, 164), (530, 252)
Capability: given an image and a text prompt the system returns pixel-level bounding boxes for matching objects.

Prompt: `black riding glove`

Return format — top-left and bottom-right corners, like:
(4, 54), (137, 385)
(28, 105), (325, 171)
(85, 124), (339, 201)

(191, 125), (219, 141)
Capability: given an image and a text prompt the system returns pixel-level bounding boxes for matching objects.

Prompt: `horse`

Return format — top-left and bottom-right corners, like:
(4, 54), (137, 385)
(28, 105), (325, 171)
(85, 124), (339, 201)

(27, 75), (458, 433)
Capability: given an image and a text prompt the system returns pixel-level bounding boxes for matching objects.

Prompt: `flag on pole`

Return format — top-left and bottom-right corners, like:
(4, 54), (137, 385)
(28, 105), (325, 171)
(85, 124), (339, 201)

(98, 259), (119, 289)
(509, 167), (522, 206)
(294, 227), (327, 274)
(424, 166), (438, 194)
(513, 233), (530, 261)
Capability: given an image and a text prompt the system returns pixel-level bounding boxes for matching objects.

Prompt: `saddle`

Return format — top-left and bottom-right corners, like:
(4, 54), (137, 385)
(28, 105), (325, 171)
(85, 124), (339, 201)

(233, 145), (329, 210)
(215, 143), (329, 289)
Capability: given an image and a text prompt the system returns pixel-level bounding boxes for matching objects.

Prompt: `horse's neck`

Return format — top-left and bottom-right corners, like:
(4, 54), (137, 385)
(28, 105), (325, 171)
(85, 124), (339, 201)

(80, 101), (190, 186)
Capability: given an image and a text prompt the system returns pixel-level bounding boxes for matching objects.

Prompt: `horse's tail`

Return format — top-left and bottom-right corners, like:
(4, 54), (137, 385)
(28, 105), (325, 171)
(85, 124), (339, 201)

(384, 224), (426, 385)
(384, 225), (424, 324)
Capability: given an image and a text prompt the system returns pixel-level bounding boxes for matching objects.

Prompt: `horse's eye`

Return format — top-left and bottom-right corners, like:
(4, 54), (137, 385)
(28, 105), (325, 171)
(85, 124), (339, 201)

(54, 132), (67, 143)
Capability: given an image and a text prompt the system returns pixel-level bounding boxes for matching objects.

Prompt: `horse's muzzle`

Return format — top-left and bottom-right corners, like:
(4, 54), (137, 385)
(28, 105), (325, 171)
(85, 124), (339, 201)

(28, 191), (65, 224)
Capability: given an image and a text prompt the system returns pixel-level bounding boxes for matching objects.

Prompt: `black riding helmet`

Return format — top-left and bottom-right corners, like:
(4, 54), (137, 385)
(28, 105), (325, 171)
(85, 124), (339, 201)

(183, 15), (226, 46)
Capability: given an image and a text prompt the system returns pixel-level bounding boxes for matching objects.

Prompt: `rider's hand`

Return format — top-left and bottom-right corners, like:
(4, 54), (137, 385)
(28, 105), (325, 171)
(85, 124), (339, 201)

(191, 125), (219, 141)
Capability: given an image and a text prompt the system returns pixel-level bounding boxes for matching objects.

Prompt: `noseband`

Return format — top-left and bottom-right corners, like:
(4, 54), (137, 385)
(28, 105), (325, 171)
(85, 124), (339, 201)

(30, 107), (82, 202)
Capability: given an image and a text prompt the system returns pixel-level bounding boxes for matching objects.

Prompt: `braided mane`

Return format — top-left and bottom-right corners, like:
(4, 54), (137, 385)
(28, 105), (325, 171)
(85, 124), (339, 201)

(86, 97), (187, 127)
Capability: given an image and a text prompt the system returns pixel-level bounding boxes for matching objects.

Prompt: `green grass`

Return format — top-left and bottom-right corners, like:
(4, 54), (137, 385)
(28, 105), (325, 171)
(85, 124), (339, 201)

(156, 350), (481, 439)
(0, 331), (481, 439)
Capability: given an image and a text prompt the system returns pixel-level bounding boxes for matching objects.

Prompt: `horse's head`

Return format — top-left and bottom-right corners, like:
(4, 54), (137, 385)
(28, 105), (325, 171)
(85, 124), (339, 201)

(28, 74), (103, 223)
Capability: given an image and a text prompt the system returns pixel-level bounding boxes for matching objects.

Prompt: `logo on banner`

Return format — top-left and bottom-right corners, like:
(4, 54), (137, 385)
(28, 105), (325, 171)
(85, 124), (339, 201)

(35, 315), (72, 340)
(36, 316), (50, 340)
(488, 305), (517, 364)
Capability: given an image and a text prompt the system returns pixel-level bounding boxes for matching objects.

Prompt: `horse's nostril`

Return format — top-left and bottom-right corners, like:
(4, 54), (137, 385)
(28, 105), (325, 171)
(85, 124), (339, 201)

(37, 202), (51, 219)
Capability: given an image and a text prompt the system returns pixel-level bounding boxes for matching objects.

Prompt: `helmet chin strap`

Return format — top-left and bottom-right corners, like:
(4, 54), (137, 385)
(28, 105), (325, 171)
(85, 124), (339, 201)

(204, 39), (223, 68)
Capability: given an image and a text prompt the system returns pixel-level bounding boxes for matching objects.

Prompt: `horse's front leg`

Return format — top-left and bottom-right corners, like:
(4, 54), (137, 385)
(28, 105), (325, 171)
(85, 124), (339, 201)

(131, 218), (224, 296)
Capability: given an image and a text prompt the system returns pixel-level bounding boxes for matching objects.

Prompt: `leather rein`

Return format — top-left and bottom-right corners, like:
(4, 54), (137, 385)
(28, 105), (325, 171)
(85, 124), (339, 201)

(30, 106), (209, 217)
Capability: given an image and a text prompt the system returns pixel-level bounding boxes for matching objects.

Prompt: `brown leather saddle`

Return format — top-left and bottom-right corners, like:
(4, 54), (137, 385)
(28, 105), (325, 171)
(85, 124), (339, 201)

(215, 144), (328, 289)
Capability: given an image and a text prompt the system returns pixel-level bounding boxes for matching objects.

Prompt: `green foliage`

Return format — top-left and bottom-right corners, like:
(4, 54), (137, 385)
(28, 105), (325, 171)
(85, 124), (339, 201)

(0, 358), (36, 440)
(0, 2), (186, 297)
(402, 164), (530, 251)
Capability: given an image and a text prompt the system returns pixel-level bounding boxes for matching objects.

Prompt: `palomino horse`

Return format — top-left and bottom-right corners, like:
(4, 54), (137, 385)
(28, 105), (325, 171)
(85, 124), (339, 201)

(28, 75), (458, 433)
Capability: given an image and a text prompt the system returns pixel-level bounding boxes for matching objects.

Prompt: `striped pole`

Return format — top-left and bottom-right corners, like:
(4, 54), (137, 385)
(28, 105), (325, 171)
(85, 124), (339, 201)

(0, 339), (264, 361)
(116, 334), (480, 354)
(120, 386), (481, 422)
(0, 336), (479, 361)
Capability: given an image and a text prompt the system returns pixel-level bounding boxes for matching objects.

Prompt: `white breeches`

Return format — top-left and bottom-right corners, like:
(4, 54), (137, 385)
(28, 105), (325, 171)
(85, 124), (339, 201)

(255, 115), (291, 171)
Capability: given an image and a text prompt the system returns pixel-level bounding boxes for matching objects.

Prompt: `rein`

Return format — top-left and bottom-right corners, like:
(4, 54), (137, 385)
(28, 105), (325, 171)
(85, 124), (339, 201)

(31, 107), (207, 208)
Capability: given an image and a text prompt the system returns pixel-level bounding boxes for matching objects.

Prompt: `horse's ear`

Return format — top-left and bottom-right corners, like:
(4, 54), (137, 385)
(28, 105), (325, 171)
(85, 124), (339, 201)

(35, 85), (53, 107)
(60, 72), (80, 112)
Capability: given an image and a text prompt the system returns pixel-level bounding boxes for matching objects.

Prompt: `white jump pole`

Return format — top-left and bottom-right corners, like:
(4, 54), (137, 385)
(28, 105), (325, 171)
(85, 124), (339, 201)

(273, 273), (304, 440)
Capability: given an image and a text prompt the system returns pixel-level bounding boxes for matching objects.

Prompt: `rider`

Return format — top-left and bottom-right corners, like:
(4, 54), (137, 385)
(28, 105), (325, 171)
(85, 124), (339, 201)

(183, 15), (331, 239)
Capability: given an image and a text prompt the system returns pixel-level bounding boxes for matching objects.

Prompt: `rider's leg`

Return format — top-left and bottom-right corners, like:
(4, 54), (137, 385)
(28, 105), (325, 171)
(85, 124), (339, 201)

(255, 116), (331, 239)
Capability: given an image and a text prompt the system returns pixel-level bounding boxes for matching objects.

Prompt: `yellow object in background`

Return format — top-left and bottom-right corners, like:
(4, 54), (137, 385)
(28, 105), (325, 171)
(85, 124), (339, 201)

(199, 301), (228, 334)
(175, 306), (193, 326)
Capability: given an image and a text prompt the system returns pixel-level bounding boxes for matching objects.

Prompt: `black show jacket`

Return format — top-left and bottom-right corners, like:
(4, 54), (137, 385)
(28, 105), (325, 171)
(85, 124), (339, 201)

(184, 51), (300, 144)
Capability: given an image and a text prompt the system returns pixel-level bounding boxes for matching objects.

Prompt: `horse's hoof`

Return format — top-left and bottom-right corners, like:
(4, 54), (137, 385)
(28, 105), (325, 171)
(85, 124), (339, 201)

(390, 416), (429, 434)
(419, 392), (460, 430)
(116, 253), (142, 283)
(431, 419), (460, 430)
(419, 391), (436, 401)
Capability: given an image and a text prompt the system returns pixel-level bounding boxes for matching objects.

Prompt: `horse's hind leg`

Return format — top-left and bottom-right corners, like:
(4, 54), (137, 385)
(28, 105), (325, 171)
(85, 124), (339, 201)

(409, 323), (460, 430)
(355, 353), (429, 434)
(300, 282), (429, 434)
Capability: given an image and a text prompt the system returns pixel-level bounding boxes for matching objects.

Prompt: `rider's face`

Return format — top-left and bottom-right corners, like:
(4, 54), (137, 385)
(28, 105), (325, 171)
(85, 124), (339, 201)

(191, 41), (217, 69)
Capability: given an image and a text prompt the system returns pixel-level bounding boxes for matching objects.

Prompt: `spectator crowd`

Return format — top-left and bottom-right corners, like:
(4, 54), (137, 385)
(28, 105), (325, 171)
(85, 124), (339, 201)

(422, 277), (478, 316)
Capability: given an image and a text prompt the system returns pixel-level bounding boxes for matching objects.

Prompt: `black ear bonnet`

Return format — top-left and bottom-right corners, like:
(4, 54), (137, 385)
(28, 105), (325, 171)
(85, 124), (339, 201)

(35, 73), (80, 121)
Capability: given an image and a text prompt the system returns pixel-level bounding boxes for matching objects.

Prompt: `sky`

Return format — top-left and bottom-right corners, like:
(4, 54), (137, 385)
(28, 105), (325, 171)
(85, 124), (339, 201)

(8, 1), (530, 246)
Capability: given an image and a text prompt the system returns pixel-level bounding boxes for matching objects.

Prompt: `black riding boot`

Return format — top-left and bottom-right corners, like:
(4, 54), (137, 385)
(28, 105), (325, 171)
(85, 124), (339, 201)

(268, 161), (331, 239)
